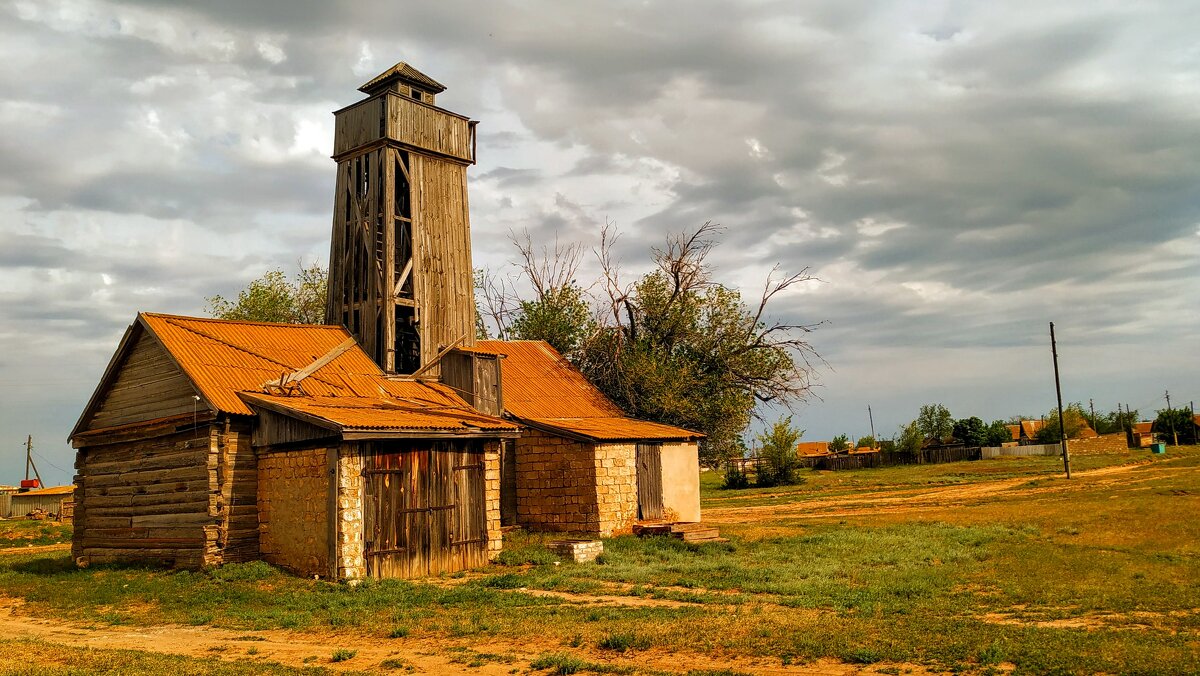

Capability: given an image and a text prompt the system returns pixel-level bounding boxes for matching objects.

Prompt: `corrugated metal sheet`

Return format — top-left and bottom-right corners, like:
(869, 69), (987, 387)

(243, 393), (519, 433)
(476, 340), (701, 441)
(136, 313), (514, 436)
(525, 417), (700, 441)
(476, 340), (624, 419)
(143, 313), (408, 415)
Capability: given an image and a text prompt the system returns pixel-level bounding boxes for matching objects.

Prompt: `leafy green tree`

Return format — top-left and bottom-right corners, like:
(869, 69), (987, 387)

(917, 404), (954, 442)
(205, 263), (327, 324)
(984, 420), (1013, 447)
(952, 417), (987, 447)
(509, 284), (596, 360)
(755, 417), (804, 487)
(1153, 408), (1197, 445)
(896, 421), (923, 454)
(854, 435), (876, 450)
(1035, 403), (1090, 443)
(829, 434), (850, 453)
(1095, 408), (1138, 435)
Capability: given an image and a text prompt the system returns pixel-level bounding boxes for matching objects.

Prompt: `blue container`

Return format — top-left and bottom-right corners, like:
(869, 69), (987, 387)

(1151, 443), (1166, 454)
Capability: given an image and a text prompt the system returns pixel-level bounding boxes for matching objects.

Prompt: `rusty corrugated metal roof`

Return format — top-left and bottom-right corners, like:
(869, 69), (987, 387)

(243, 393), (520, 433)
(524, 417), (701, 442)
(476, 340), (702, 441)
(142, 313), (441, 415)
(16, 485), (74, 496)
(131, 313), (514, 436)
(476, 340), (623, 419)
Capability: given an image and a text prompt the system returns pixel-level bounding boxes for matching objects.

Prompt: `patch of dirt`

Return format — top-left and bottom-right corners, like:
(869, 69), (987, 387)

(705, 460), (1184, 523)
(977, 606), (1200, 633)
(0, 543), (70, 556)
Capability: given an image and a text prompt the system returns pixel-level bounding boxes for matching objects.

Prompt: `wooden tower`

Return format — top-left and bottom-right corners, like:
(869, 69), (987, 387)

(326, 62), (478, 375)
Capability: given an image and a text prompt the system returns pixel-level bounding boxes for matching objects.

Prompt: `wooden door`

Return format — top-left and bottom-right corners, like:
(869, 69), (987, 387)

(636, 443), (664, 521)
(499, 440), (517, 526)
(364, 440), (487, 578)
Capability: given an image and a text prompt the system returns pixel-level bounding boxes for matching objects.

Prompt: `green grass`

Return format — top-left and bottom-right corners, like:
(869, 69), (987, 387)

(0, 639), (337, 675)
(0, 447), (1197, 674)
(0, 521), (72, 548)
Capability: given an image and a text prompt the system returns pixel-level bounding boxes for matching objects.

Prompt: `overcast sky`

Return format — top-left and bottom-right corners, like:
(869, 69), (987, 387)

(2, 1), (1197, 484)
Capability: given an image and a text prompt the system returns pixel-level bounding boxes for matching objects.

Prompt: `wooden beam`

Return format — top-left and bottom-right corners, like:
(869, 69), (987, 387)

(261, 337), (358, 390)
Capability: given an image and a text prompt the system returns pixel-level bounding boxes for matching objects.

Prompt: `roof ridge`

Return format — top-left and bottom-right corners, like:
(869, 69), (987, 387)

(142, 312), (341, 330)
(155, 316), (346, 391)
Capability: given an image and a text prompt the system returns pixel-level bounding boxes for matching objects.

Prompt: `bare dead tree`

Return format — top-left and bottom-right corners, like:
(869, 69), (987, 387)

(594, 219), (635, 335)
(510, 229), (586, 301)
(474, 267), (517, 339)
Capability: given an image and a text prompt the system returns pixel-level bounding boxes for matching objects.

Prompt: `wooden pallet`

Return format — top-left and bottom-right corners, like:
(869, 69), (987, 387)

(632, 521), (727, 544)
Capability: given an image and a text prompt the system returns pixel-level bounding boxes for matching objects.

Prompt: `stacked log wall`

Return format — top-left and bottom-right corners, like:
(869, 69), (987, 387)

(73, 419), (260, 569)
(73, 426), (218, 568)
(213, 421), (258, 564)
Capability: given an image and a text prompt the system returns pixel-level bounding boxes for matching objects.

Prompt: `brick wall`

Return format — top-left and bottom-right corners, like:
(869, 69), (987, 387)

(514, 430), (640, 537)
(594, 442), (637, 536)
(1069, 432), (1129, 455)
(515, 429), (601, 532)
(257, 446), (330, 577)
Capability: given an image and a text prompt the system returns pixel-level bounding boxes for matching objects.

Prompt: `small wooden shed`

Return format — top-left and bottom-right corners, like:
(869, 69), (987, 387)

(70, 313), (517, 579)
(475, 340), (703, 536)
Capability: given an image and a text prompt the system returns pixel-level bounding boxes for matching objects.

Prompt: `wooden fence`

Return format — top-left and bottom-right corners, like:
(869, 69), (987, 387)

(980, 444), (1061, 459)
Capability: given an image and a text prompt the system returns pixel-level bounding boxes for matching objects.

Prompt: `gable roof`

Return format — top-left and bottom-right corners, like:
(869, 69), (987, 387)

(359, 62), (447, 94)
(796, 441), (830, 456)
(476, 340), (702, 442)
(74, 313), (515, 440)
(1020, 419), (1044, 439)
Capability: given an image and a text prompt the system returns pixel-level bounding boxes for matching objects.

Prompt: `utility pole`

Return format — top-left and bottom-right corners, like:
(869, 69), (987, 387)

(1050, 323), (1071, 478)
(23, 435), (43, 489)
(868, 405), (876, 447)
(1166, 390), (1178, 446)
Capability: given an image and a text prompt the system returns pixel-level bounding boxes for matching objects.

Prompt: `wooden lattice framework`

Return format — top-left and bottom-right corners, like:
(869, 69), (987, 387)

(327, 63), (478, 375)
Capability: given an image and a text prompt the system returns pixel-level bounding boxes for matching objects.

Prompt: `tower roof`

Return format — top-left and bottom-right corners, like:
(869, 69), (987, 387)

(358, 62), (447, 95)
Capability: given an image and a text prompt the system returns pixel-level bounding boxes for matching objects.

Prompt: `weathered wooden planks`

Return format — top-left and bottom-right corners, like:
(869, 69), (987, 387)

(85, 329), (199, 431)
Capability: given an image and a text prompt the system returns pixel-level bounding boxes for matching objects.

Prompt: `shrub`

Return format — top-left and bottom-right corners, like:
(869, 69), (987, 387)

(721, 464), (750, 489)
(597, 631), (650, 652)
(755, 417), (803, 487)
(331, 648), (356, 662)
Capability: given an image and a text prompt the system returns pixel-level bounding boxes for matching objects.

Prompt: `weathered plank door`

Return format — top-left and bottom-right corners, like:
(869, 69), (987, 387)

(363, 440), (487, 578)
(636, 443), (664, 521)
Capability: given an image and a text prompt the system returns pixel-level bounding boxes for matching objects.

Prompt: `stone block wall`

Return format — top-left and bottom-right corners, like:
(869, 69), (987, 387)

(483, 440), (503, 559)
(335, 443), (366, 580)
(257, 446), (330, 578)
(594, 442), (638, 536)
(515, 428), (602, 532)
(1069, 432), (1130, 455)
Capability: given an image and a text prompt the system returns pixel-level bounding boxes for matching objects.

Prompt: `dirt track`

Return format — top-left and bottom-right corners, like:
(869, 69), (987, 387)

(704, 459), (1183, 524)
